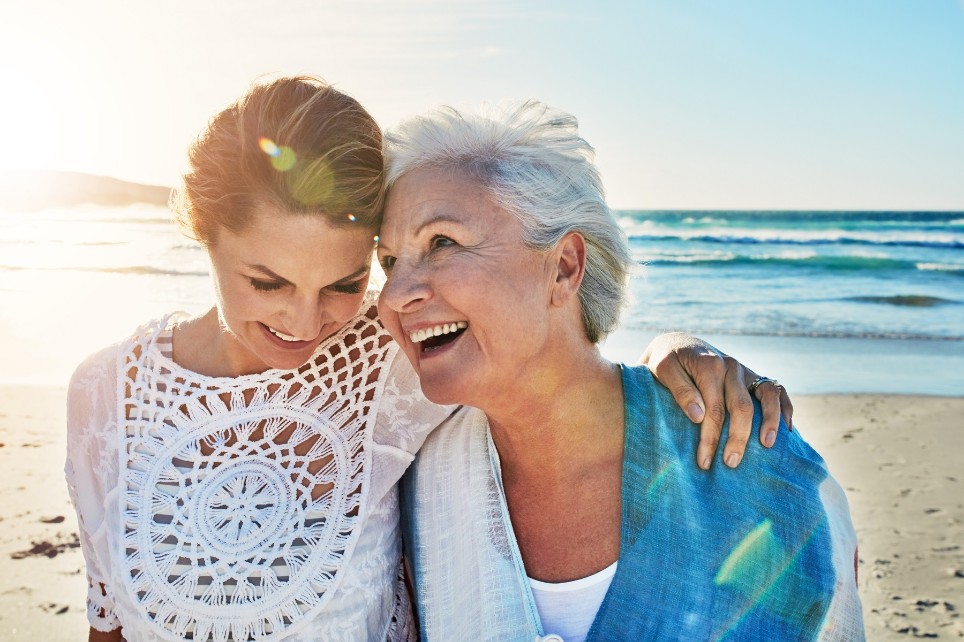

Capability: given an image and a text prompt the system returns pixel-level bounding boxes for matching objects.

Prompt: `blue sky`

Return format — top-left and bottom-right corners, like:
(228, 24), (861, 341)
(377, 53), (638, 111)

(1, 0), (962, 209)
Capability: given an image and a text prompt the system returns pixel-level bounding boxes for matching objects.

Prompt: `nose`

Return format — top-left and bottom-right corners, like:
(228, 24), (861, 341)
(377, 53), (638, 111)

(379, 261), (432, 314)
(282, 292), (326, 340)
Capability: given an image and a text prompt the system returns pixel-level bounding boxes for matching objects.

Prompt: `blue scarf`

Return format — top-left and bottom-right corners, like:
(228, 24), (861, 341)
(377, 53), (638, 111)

(402, 365), (864, 640)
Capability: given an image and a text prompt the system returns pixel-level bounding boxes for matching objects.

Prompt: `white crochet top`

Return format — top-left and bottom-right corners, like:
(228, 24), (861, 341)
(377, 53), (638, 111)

(65, 293), (453, 641)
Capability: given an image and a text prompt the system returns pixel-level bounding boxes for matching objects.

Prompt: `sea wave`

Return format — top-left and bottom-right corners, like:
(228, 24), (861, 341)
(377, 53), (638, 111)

(626, 232), (964, 250)
(846, 295), (960, 307)
(640, 254), (961, 273)
(618, 210), (964, 226)
(917, 262), (964, 274)
(0, 264), (207, 277)
(618, 323), (964, 342)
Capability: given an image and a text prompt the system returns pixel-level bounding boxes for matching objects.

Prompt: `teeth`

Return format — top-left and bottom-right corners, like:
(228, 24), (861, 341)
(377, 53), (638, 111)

(409, 321), (467, 344)
(267, 326), (303, 342)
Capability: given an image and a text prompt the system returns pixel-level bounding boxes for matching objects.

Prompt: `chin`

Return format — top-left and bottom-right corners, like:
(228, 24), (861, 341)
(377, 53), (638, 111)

(417, 377), (467, 407)
(269, 354), (310, 371)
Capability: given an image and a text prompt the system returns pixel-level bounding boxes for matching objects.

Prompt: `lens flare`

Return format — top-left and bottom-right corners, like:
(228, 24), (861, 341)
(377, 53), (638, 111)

(258, 137), (280, 158)
(290, 159), (335, 204)
(347, 214), (357, 222)
(714, 519), (783, 592)
(271, 147), (297, 172)
(258, 137), (297, 172)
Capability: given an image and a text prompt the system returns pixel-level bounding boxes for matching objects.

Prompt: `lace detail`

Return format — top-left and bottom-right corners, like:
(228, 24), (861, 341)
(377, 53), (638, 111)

(86, 577), (120, 632)
(66, 344), (124, 632)
(384, 560), (417, 642)
(117, 295), (395, 641)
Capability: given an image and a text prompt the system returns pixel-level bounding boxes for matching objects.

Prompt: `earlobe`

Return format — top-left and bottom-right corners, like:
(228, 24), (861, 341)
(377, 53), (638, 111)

(551, 232), (587, 306)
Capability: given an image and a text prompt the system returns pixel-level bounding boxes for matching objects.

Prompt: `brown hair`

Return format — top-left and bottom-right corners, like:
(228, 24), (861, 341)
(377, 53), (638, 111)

(173, 75), (384, 245)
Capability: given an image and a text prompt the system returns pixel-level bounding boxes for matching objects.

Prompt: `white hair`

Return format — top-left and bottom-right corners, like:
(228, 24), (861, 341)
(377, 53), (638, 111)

(384, 100), (634, 343)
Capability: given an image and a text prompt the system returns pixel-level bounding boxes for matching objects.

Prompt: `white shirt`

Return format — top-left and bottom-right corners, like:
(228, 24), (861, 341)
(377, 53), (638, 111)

(529, 562), (618, 642)
(65, 295), (454, 641)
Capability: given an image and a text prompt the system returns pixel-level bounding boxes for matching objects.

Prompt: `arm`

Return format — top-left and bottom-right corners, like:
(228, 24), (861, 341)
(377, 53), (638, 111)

(66, 347), (124, 636)
(640, 332), (793, 470)
(89, 627), (123, 642)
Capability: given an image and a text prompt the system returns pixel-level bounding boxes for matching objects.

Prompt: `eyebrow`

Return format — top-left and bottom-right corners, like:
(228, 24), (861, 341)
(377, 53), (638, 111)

(380, 213), (465, 253)
(244, 263), (370, 286)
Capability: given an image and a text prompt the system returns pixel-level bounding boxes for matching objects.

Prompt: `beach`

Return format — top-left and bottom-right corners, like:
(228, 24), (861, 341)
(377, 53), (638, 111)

(0, 382), (961, 639)
(0, 203), (961, 638)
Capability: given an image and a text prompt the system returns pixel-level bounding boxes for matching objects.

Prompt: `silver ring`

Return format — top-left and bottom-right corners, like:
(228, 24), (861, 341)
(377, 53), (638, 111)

(748, 376), (779, 395)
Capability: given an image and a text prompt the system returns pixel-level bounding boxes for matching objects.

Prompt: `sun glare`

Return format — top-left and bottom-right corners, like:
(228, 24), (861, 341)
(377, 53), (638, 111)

(0, 3), (173, 181)
(0, 66), (68, 172)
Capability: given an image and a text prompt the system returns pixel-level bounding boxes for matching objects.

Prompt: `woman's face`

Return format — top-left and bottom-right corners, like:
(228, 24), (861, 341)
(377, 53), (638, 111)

(377, 168), (557, 407)
(207, 205), (375, 373)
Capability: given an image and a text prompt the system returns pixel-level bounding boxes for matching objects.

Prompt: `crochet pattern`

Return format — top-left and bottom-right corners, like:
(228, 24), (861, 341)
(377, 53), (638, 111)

(117, 303), (392, 641)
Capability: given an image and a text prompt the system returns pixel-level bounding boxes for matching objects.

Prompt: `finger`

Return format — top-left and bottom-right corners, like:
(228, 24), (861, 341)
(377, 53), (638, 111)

(649, 354), (707, 424)
(690, 356), (727, 470)
(780, 387), (794, 431)
(721, 356), (754, 467)
(755, 380), (783, 448)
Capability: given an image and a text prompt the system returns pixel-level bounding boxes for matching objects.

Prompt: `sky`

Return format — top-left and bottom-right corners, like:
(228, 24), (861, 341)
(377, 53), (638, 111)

(1, 0), (962, 210)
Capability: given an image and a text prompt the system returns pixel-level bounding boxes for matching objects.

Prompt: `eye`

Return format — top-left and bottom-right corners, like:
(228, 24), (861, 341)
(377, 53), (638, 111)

(249, 278), (283, 292)
(331, 279), (366, 294)
(430, 235), (456, 250)
(379, 255), (397, 274)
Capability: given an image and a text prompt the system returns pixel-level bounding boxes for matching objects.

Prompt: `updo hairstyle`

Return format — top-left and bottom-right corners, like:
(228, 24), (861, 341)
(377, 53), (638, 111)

(174, 75), (384, 245)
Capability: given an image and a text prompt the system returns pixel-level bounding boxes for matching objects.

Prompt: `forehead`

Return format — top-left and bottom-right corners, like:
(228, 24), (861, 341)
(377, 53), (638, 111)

(217, 204), (374, 268)
(382, 168), (506, 237)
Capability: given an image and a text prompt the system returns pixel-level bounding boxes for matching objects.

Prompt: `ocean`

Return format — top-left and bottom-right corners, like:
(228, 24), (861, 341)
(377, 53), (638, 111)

(1, 205), (961, 394)
(619, 210), (962, 341)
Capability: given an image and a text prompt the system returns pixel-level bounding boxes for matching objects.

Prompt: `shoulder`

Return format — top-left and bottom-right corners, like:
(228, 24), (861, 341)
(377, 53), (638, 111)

(70, 316), (172, 380)
(69, 343), (121, 395)
(67, 314), (179, 417)
(620, 363), (826, 477)
(370, 316), (461, 456)
(418, 405), (481, 454)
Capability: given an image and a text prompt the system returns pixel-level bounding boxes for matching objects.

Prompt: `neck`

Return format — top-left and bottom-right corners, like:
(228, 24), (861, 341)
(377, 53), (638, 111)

(486, 345), (625, 483)
(173, 307), (269, 378)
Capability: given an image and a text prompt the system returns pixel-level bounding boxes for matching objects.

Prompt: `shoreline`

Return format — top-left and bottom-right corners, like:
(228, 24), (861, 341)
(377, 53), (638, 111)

(1, 384), (961, 639)
(602, 329), (964, 396)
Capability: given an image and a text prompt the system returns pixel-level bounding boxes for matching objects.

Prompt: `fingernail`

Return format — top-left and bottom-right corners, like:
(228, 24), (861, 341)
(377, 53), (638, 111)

(687, 403), (704, 422)
(788, 418), (794, 432)
(700, 456), (711, 470)
(764, 430), (776, 447)
(725, 452), (740, 468)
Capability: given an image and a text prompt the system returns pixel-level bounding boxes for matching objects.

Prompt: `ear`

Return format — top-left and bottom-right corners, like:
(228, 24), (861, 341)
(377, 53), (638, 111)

(550, 232), (587, 307)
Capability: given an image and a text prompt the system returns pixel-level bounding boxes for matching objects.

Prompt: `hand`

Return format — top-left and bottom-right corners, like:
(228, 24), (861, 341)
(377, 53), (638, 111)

(639, 332), (793, 470)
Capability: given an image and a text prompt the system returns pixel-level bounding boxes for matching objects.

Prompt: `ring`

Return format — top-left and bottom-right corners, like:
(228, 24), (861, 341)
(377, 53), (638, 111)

(748, 376), (779, 395)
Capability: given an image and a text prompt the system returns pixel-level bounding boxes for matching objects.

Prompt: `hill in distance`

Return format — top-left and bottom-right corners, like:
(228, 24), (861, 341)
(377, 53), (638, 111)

(0, 170), (172, 210)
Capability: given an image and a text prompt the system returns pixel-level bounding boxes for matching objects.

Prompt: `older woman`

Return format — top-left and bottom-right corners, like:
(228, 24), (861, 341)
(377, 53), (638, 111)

(377, 102), (864, 641)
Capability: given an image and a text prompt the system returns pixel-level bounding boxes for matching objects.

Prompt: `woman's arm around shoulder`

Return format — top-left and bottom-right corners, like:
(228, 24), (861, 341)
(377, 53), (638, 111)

(640, 332), (793, 469)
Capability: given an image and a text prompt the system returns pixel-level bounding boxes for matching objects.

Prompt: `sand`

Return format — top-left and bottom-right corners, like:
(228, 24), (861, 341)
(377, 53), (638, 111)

(0, 385), (961, 640)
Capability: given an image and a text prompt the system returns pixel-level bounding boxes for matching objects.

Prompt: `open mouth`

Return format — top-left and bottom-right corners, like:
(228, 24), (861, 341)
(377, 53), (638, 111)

(267, 326), (303, 342)
(259, 323), (314, 348)
(409, 322), (467, 353)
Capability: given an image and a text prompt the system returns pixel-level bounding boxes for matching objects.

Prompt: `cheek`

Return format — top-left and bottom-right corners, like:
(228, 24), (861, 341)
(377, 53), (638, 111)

(213, 276), (263, 323)
(376, 296), (406, 345)
(329, 291), (368, 324)
(378, 295), (419, 361)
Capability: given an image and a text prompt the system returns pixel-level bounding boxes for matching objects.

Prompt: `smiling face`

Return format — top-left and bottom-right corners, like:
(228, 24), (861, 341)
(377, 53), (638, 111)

(377, 168), (563, 408)
(207, 204), (375, 373)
